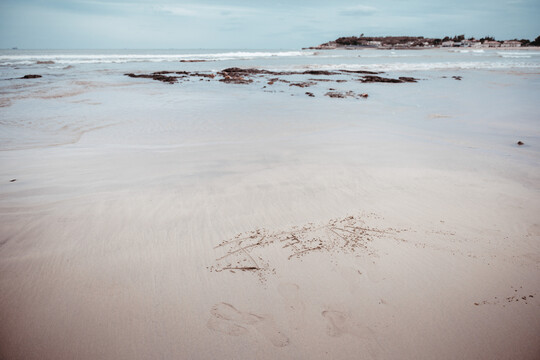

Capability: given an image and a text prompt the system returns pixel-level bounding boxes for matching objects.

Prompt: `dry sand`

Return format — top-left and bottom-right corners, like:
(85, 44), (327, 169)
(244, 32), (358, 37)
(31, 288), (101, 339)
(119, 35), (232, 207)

(1, 73), (540, 359)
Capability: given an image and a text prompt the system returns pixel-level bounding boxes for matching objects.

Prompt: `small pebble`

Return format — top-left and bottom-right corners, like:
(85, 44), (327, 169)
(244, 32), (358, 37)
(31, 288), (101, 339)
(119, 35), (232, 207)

(517, 141), (524, 145)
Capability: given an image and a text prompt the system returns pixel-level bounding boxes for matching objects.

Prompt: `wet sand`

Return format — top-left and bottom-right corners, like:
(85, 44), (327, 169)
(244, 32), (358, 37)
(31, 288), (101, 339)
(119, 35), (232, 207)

(1, 67), (540, 359)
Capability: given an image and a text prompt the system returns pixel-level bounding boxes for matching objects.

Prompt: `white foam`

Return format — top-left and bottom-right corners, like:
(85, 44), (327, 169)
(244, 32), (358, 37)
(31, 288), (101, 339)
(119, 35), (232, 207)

(0, 51), (314, 66)
(302, 61), (540, 71)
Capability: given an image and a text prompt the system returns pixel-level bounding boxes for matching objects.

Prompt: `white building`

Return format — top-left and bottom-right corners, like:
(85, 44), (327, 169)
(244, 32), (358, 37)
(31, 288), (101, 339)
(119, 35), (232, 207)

(501, 40), (521, 47)
(483, 41), (501, 48)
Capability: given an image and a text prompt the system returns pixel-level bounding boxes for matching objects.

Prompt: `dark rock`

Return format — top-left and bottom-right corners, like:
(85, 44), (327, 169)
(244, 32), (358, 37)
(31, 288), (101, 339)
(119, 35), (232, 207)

(290, 81), (316, 88)
(340, 69), (381, 74)
(21, 74), (42, 79)
(358, 75), (417, 83)
(179, 60), (208, 62)
(398, 77), (418, 83)
(325, 91), (346, 98)
(36, 61), (55, 64)
(221, 67), (272, 75)
(9, 179), (16, 182)
(219, 75), (253, 84)
(302, 70), (338, 75)
(190, 73), (215, 78)
(358, 93), (369, 98)
(124, 73), (178, 84)
(305, 92), (315, 97)
(517, 141), (524, 145)
(452, 76), (462, 80)
(309, 78), (333, 82)
(360, 75), (403, 83)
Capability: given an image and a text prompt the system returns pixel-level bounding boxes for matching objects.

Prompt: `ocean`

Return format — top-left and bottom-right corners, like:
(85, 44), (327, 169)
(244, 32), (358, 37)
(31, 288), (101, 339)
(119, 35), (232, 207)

(1, 48), (539, 152)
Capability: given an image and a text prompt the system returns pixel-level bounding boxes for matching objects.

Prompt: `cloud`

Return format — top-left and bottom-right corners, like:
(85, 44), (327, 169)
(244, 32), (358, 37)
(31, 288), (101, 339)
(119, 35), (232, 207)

(339, 4), (377, 16)
(155, 3), (259, 18)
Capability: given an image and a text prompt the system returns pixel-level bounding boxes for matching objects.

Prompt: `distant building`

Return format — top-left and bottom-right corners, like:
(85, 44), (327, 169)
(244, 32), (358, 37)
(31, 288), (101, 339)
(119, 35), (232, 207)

(367, 41), (382, 47)
(483, 41), (501, 47)
(441, 41), (454, 47)
(501, 40), (521, 47)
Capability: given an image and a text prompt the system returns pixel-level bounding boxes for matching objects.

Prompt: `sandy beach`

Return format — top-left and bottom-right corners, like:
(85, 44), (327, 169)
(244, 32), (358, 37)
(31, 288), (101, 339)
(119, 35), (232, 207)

(1, 49), (540, 359)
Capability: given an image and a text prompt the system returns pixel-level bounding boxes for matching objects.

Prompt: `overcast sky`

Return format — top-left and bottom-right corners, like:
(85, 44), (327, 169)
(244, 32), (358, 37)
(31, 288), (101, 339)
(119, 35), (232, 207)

(1, 0), (539, 49)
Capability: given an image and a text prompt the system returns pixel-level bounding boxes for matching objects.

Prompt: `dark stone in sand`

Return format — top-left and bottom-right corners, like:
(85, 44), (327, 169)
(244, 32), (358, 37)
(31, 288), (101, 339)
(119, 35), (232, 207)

(9, 179), (16, 182)
(517, 141), (524, 145)
(37, 61), (55, 64)
(359, 75), (418, 83)
(21, 74), (42, 79)
(452, 76), (462, 80)
(124, 73), (178, 84)
(305, 92), (315, 97)
(180, 60), (208, 62)
(325, 91), (348, 98)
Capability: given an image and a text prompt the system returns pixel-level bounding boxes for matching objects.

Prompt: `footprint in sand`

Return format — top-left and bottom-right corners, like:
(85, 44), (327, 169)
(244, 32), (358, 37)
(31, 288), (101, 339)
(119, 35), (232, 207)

(207, 317), (248, 336)
(278, 283), (305, 330)
(208, 303), (289, 347)
(322, 309), (381, 358)
(321, 309), (377, 339)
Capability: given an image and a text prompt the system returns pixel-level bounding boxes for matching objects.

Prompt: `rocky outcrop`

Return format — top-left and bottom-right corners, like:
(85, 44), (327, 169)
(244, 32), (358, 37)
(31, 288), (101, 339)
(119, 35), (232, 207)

(21, 74), (42, 79)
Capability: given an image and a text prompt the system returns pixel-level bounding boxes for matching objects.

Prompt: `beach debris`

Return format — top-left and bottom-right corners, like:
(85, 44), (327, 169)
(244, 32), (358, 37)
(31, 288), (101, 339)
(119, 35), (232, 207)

(517, 141), (524, 146)
(9, 179), (16, 182)
(209, 214), (404, 280)
(20, 74), (42, 79)
(325, 91), (367, 99)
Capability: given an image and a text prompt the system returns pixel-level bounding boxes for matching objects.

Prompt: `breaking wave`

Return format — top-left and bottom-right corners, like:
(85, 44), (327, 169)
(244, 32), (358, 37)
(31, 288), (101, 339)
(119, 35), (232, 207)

(0, 51), (314, 66)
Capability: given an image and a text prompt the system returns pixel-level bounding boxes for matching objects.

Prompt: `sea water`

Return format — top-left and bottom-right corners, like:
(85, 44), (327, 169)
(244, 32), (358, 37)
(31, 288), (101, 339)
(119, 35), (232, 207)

(0, 48), (539, 173)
